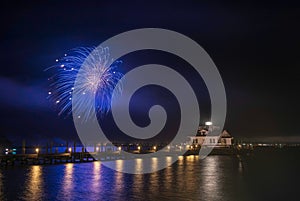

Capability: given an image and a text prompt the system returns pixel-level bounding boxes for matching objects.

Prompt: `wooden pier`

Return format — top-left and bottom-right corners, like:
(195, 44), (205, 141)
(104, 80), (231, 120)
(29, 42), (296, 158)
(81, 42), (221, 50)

(3, 144), (289, 167)
(0, 151), (178, 166)
(0, 152), (99, 166)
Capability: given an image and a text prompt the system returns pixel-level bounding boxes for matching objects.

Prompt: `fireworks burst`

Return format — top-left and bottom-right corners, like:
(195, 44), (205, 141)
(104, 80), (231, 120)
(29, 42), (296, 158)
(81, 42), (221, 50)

(46, 46), (123, 120)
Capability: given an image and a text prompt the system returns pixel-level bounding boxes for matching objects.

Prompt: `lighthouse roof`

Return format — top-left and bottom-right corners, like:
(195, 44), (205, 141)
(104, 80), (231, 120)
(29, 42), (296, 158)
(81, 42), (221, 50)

(221, 130), (232, 138)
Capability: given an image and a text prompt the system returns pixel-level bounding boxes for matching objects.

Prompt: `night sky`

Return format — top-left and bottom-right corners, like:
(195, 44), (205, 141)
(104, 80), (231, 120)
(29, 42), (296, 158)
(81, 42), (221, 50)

(0, 1), (299, 144)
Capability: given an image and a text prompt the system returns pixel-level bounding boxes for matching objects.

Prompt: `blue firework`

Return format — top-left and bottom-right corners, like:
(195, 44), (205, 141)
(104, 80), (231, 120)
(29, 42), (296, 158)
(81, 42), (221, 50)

(46, 46), (123, 120)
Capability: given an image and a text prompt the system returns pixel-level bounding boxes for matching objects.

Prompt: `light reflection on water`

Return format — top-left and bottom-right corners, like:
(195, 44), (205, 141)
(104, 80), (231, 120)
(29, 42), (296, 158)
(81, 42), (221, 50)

(2, 154), (294, 200)
(22, 166), (44, 201)
(163, 157), (173, 191)
(59, 163), (74, 200)
(0, 170), (3, 200)
(200, 156), (220, 200)
(135, 158), (143, 174)
(114, 161), (123, 195)
(92, 162), (101, 190)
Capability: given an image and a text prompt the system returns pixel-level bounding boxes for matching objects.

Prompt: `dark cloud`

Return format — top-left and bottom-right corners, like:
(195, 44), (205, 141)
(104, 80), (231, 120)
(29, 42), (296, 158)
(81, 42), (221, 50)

(0, 77), (49, 111)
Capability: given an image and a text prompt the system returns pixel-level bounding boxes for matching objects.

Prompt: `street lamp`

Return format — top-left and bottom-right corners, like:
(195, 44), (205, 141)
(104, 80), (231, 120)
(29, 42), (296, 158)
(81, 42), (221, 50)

(35, 148), (39, 154)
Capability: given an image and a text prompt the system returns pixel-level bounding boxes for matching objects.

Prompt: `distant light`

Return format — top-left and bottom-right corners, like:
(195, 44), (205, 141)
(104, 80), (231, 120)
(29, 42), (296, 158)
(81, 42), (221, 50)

(153, 146), (157, 150)
(64, 54), (67, 56)
(96, 147), (99, 152)
(60, 64), (65, 68)
(113, 71), (116, 74)
(5, 148), (8, 151)
(137, 146), (141, 151)
(48, 91), (52, 95)
(55, 59), (59, 62)
(205, 121), (213, 126)
(68, 147), (72, 152)
(69, 98), (72, 100)
(35, 148), (39, 153)
(77, 115), (81, 119)
(56, 100), (60, 104)
(118, 146), (121, 151)
(167, 146), (170, 150)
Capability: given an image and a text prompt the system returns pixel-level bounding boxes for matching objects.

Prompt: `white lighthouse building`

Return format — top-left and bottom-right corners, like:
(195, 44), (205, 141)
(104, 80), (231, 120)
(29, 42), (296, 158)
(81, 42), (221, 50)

(189, 122), (233, 147)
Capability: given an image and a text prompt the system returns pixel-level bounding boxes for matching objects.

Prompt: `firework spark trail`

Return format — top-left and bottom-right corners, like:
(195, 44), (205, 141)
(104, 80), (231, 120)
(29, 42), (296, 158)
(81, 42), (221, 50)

(46, 47), (123, 120)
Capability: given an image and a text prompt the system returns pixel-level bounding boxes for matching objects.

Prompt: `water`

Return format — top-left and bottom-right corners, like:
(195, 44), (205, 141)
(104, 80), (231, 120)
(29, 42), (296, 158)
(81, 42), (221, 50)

(1, 150), (299, 201)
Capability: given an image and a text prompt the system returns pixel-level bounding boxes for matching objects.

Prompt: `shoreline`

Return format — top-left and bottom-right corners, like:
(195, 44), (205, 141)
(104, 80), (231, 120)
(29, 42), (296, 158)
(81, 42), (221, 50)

(1, 145), (299, 167)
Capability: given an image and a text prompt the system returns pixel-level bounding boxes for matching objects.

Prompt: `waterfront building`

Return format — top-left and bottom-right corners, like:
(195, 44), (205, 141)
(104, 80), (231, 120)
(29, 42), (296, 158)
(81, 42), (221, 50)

(189, 123), (233, 147)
